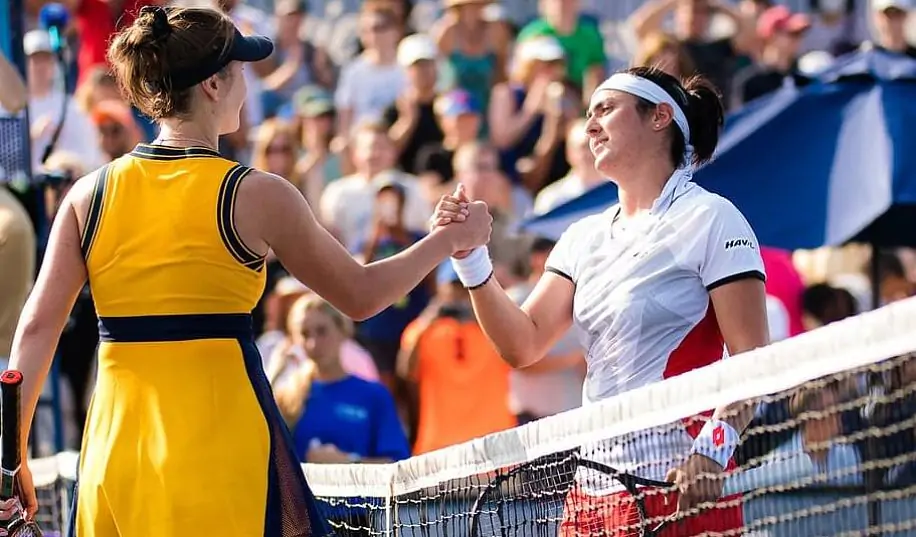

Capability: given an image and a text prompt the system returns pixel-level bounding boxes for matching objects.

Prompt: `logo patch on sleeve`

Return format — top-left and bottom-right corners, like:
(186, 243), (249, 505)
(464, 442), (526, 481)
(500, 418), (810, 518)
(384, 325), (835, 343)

(724, 238), (756, 251)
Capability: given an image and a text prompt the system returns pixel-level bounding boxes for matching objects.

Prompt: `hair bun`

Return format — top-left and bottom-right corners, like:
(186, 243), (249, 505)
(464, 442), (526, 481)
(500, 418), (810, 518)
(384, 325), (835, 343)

(140, 5), (172, 41)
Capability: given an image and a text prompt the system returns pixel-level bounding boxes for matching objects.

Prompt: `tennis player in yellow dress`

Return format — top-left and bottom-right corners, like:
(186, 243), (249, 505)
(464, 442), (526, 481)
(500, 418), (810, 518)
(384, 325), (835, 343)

(4, 6), (491, 537)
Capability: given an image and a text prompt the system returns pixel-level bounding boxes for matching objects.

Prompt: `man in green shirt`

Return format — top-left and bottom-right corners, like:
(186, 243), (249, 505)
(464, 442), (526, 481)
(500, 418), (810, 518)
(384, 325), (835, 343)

(517, 0), (607, 104)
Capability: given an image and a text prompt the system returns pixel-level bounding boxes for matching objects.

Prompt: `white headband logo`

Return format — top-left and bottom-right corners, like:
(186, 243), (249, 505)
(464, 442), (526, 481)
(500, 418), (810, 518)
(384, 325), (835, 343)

(594, 73), (692, 149)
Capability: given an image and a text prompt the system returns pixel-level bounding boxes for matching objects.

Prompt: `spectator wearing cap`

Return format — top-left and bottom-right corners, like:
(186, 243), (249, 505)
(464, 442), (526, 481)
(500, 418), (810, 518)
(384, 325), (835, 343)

(516, 0), (607, 102)
(23, 29), (104, 173)
(414, 88), (483, 188)
(319, 120), (430, 252)
(630, 0), (757, 107)
(91, 100), (143, 161)
(433, 0), (512, 126)
(506, 238), (585, 424)
(533, 118), (604, 215)
(489, 36), (574, 187)
(384, 34), (445, 176)
(732, 5), (813, 107)
(351, 181), (432, 392)
(334, 4), (407, 174)
(871, 0), (916, 58)
(397, 262), (515, 454)
(292, 87), (341, 206)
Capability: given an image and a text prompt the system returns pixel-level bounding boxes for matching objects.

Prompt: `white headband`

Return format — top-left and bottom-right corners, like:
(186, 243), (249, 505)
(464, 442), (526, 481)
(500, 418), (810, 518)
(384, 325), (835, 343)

(595, 73), (691, 146)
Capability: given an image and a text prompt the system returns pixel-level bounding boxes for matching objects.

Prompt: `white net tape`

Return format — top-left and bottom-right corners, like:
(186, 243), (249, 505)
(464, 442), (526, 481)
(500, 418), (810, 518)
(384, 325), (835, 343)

(26, 297), (916, 536)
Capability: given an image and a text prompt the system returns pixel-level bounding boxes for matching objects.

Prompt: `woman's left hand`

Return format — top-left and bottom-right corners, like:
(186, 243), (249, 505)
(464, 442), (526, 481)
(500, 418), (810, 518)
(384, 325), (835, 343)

(665, 453), (725, 515)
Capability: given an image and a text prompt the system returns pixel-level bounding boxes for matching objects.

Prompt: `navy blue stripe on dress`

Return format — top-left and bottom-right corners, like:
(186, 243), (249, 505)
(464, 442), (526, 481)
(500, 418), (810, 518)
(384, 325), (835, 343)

(80, 164), (110, 260)
(237, 337), (336, 537)
(129, 144), (222, 161)
(217, 165), (264, 272)
(98, 313), (254, 342)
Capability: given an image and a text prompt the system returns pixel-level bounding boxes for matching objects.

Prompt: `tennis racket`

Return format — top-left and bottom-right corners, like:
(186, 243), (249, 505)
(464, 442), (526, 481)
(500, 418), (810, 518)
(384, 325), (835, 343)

(469, 451), (676, 537)
(0, 371), (42, 537)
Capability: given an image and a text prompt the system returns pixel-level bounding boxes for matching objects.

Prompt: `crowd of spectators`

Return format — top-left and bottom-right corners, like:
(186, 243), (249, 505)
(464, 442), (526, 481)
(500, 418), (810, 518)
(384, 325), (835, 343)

(2, 0), (916, 466)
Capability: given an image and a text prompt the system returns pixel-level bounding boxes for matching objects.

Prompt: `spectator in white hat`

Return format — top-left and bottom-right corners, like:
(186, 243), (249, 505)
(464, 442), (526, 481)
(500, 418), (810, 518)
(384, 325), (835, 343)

(384, 34), (445, 176)
(489, 36), (577, 187)
(24, 29), (104, 173)
(871, 0), (916, 57)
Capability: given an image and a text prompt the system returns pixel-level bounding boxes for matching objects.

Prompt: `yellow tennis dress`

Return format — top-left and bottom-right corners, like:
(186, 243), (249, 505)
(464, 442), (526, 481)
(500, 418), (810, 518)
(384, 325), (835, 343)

(70, 144), (333, 537)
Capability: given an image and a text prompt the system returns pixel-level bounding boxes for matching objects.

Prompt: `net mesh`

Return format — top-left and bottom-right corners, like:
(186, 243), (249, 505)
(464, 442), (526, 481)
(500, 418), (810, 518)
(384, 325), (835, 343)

(27, 298), (916, 537)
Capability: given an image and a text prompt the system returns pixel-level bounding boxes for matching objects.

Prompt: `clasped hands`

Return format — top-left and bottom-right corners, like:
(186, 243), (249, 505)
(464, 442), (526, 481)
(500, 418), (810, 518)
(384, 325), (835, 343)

(431, 183), (492, 257)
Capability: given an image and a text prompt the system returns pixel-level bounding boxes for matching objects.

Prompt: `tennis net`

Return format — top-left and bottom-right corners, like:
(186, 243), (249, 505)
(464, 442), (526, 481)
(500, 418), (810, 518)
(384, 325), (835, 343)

(26, 297), (916, 536)
(302, 297), (916, 537)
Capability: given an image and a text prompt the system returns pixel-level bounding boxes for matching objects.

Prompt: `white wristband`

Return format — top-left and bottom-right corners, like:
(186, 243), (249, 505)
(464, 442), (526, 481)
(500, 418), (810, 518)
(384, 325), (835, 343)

(450, 247), (493, 289)
(690, 419), (739, 469)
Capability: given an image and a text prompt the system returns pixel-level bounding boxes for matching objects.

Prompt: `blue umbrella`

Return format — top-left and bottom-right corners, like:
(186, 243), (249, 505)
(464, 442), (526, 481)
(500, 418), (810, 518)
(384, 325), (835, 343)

(521, 48), (916, 249)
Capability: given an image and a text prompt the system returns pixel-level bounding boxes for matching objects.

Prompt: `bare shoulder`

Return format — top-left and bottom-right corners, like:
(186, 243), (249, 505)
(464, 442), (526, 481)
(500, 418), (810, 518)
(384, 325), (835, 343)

(237, 168), (303, 205)
(68, 168), (107, 230)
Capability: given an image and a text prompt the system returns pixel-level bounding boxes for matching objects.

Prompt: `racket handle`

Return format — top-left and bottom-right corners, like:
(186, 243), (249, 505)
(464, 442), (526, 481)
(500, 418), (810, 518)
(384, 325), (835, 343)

(0, 370), (23, 500)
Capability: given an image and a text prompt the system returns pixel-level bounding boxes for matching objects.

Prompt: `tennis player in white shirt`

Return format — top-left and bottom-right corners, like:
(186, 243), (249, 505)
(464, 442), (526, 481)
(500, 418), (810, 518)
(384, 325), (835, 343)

(432, 66), (769, 535)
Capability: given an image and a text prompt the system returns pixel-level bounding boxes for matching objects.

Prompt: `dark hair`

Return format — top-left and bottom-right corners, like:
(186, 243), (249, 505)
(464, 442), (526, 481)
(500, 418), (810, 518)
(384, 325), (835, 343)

(625, 66), (724, 167)
(107, 7), (236, 120)
(803, 283), (856, 325)
(874, 250), (907, 281)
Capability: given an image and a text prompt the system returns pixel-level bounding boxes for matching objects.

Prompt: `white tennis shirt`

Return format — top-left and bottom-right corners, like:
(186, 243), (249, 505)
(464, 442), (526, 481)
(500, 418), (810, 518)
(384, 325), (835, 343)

(545, 174), (766, 489)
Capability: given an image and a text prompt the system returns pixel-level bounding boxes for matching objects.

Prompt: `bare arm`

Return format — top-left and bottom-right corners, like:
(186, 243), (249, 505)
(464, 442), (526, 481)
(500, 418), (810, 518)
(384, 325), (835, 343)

(628, 0), (679, 41)
(710, 0), (757, 55)
(8, 176), (95, 454)
(0, 53), (27, 114)
(245, 173), (486, 320)
(488, 83), (540, 150)
(469, 272), (575, 368)
(709, 278), (770, 433)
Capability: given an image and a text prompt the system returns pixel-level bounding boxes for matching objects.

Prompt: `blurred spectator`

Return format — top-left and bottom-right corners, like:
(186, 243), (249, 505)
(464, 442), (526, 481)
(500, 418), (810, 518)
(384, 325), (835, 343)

(91, 101), (143, 161)
(258, 275), (311, 360)
(292, 87), (341, 207)
(65, 0), (160, 87)
(352, 181), (432, 391)
(0, 185), (35, 367)
(0, 52), (28, 114)
(319, 120), (430, 251)
(434, 0), (511, 122)
(251, 119), (303, 191)
(761, 247), (807, 337)
(871, 0), (916, 57)
(260, 0), (337, 117)
(75, 67), (156, 142)
(267, 289), (379, 392)
(732, 5), (812, 108)
(275, 295), (405, 463)
(384, 34), (445, 175)
(506, 238), (585, 424)
(630, 0), (756, 104)
(801, 0), (868, 56)
(397, 263), (515, 454)
(633, 32), (697, 79)
(24, 29), (104, 173)
(454, 142), (532, 287)
(489, 36), (573, 186)
(532, 118), (603, 214)
(516, 0), (607, 102)
(802, 282), (858, 330)
(335, 4), (406, 170)
(414, 88), (482, 187)
(875, 250), (915, 305)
